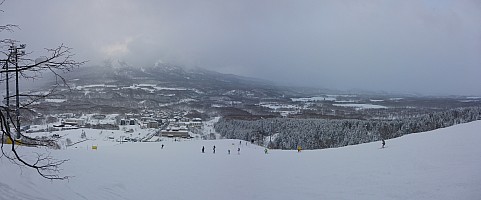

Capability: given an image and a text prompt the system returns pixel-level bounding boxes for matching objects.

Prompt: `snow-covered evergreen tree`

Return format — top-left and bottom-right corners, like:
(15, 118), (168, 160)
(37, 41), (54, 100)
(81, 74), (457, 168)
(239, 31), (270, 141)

(215, 107), (481, 150)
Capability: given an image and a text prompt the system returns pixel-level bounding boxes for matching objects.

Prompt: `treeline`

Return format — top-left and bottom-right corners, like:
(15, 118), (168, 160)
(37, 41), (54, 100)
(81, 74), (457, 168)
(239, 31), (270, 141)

(214, 107), (481, 150)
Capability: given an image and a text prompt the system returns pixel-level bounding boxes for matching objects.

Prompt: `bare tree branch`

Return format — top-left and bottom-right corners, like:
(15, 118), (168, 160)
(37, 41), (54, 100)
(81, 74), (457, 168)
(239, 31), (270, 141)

(1, 108), (69, 180)
(1, 3), (85, 179)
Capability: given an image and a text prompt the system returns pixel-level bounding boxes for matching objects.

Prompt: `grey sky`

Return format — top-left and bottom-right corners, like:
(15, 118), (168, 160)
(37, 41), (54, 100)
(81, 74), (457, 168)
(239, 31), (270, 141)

(1, 0), (480, 95)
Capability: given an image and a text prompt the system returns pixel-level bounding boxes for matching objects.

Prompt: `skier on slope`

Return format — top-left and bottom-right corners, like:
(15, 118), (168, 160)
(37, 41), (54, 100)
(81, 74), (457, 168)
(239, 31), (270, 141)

(297, 145), (302, 152)
(202, 146), (205, 153)
(264, 148), (268, 154)
(213, 145), (216, 154)
(237, 147), (240, 155)
(382, 139), (386, 148)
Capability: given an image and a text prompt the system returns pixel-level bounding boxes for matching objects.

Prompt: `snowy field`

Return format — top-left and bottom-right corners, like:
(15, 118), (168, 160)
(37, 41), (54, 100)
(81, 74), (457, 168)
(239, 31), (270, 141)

(333, 103), (388, 109)
(291, 96), (336, 102)
(1, 121), (481, 200)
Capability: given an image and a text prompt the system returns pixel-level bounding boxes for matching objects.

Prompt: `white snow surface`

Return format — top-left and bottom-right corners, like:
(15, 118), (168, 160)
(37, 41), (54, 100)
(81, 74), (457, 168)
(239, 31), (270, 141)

(291, 96), (336, 102)
(1, 121), (481, 200)
(44, 99), (67, 103)
(333, 103), (388, 109)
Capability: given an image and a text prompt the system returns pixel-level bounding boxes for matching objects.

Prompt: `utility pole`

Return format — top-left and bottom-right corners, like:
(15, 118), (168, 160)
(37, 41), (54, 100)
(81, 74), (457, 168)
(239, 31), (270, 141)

(8, 43), (26, 140)
(6, 55), (9, 123)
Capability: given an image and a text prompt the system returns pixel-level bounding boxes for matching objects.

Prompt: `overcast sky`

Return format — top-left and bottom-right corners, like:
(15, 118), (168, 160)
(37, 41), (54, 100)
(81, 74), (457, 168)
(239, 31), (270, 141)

(1, 0), (480, 96)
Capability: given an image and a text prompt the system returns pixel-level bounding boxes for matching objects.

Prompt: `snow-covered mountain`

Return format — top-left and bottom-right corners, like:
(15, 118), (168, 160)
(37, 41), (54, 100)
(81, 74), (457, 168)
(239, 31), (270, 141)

(60, 63), (279, 93)
(14, 62), (480, 151)
(20, 63), (481, 137)
(27, 63), (297, 116)
(1, 120), (480, 200)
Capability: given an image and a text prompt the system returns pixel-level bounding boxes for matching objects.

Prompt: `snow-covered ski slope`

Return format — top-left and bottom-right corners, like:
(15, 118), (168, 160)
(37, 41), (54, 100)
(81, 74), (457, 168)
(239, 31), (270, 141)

(1, 120), (481, 200)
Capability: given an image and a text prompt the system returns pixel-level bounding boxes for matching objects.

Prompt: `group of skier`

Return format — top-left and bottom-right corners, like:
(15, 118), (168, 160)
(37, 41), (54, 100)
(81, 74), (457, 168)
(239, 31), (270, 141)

(166, 139), (386, 154)
(202, 145), (241, 154)
(199, 140), (271, 155)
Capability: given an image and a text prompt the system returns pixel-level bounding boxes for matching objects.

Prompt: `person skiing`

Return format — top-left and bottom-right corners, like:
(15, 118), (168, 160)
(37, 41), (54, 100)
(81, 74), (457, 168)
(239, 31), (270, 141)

(382, 139), (385, 148)
(161, 144), (164, 149)
(264, 148), (268, 154)
(297, 145), (302, 152)
(228, 149), (231, 154)
(213, 145), (216, 154)
(202, 146), (205, 153)
(237, 147), (240, 155)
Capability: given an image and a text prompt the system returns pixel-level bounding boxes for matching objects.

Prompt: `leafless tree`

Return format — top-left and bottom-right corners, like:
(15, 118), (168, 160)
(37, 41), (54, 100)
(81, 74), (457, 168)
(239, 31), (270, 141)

(1, 0), (86, 180)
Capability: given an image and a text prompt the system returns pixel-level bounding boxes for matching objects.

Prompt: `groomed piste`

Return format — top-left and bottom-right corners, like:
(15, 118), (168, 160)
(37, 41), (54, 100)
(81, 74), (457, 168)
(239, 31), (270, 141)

(1, 121), (480, 200)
